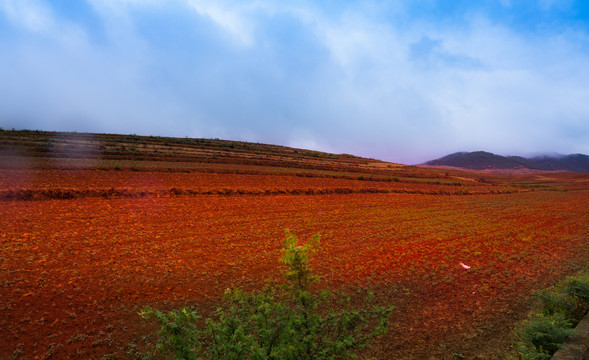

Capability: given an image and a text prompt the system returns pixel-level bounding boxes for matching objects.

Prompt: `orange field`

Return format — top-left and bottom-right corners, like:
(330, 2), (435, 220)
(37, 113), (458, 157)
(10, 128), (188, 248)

(0, 168), (512, 199)
(1, 163), (589, 359)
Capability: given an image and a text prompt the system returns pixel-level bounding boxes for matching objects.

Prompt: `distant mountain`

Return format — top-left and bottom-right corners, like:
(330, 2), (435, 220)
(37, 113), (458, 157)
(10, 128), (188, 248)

(519, 154), (589, 173)
(425, 151), (589, 173)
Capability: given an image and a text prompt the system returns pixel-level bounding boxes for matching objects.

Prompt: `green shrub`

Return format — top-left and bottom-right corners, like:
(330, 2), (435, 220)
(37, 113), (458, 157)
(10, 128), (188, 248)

(514, 313), (574, 359)
(513, 271), (589, 359)
(141, 230), (392, 360)
(564, 273), (589, 323)
(565, 273), (589, 304)
(535, 289), (577, 319)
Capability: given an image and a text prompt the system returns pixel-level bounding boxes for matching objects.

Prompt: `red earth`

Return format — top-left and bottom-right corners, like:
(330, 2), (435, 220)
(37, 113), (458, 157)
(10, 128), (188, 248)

(1, 167), (588, 359)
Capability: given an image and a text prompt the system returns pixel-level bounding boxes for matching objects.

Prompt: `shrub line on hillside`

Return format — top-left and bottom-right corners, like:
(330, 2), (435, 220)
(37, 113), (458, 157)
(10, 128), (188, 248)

(0, 187), (519, 201)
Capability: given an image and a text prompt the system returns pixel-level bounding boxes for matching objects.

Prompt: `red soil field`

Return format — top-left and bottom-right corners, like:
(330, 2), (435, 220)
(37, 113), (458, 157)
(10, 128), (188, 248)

(1, 166), (588, 359)
(0, 168), (522, 203)
(0, 126), (588, 360)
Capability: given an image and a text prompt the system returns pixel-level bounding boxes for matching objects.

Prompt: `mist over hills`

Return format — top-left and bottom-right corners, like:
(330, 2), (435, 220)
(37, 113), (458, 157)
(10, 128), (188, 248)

(425, 151), (589, 173)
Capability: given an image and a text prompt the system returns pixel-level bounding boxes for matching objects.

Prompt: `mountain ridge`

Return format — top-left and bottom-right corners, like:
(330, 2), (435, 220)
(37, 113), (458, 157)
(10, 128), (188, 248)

(425, 151), (589, 173)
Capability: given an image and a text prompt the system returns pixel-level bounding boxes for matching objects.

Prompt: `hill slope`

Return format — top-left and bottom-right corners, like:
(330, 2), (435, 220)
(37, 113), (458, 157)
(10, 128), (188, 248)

(0, 129), (399, 174)
(426, 151), (589, 173)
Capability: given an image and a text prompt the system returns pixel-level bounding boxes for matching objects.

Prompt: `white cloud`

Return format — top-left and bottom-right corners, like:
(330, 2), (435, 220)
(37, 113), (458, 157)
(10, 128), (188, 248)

(185, 0), (257, 46)
(0, 0), (54, 33)
(1, 0), (588, 163)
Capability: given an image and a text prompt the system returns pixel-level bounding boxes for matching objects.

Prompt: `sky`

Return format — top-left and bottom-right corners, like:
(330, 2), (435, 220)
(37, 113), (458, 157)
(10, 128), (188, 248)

(1, 1), (589, 164)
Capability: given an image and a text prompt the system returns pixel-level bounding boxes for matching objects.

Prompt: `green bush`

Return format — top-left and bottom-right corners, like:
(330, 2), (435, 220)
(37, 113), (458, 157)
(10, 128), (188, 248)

(141, 230), (393, 360)
(514, 313), (574, 359)
(535, 289), (577, 319)
(513, 271), (589, 359)
(565, 274), (589, 304)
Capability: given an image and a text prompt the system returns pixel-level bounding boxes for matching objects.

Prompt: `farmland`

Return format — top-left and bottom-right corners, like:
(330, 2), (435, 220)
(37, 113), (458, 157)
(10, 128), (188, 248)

(1, 130), (588, 359)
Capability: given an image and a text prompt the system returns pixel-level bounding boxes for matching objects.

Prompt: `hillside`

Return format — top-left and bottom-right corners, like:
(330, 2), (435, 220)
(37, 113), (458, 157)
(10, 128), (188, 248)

(425, 151), (589, 173)
(0, 129), (374, 172)
(0, 129), (461, 181)
(2, 129), (588, 198)
(0, 129), (496, 200)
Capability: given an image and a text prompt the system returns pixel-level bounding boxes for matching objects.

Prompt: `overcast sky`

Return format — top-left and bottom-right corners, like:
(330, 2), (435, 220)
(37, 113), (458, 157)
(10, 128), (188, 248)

(1, 0), (588, 164)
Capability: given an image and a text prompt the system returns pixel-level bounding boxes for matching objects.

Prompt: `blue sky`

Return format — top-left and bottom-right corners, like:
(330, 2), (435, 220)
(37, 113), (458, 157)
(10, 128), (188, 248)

(1, 0), (588, 164)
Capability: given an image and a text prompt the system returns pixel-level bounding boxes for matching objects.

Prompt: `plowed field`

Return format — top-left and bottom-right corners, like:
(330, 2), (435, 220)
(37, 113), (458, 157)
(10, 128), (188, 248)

(0, 168), (507, 200)
(1, 167), (588, 359)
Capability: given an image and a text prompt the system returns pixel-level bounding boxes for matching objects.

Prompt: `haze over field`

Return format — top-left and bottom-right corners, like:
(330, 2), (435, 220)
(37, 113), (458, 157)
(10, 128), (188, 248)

(1, 0), (589, 164)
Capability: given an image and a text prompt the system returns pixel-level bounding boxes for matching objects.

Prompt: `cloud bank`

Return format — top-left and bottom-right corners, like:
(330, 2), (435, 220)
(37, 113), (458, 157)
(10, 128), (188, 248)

(1, 0), (588, 164)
